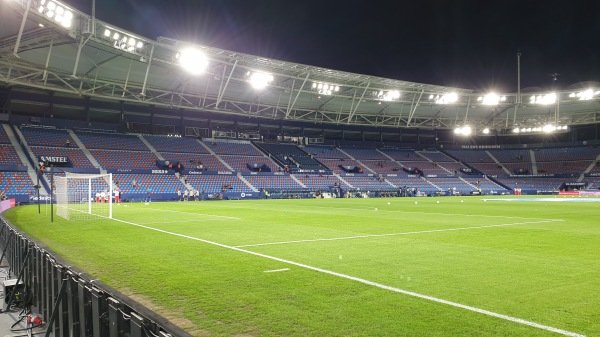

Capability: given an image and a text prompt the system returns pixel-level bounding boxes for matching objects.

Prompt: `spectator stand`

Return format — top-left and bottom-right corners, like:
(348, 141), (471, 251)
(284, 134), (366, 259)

(254, 142), (328, 172)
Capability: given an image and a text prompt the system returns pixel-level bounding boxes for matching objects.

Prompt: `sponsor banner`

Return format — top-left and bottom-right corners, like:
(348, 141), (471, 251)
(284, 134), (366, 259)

(182, 170), (234, 175)
(29, 195), (52, 201)
(459, 145), (502, 149)
(564, 182), (586, 187)
(580, 191), (600, 196)
(223, 192), (259, 200)
(242, 172), (287, 176)
(0, 198), (16, 213)
(109, 169), (176, 174)
(151, 169), (169, 174)
(558, 191), (580, 196)
(38, 156), (71, 166)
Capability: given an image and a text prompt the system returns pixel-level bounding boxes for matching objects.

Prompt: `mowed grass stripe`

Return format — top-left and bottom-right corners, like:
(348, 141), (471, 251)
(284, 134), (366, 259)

(235, 219), (565, 247)
(211, 199), (565, 221)
(104, 215), (585, 337)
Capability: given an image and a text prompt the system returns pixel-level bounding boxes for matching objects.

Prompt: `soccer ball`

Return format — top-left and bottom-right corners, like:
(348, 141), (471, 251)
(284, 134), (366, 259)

(387, 202), (390, 205)
(436, 201), (439, 204)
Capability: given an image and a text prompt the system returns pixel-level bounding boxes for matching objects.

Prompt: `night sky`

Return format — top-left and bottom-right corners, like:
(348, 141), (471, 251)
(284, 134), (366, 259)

(66, 0), (600, 92)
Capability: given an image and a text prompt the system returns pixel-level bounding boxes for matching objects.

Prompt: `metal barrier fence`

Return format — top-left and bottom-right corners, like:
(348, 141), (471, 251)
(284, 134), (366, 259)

(0, 215), (192, 337)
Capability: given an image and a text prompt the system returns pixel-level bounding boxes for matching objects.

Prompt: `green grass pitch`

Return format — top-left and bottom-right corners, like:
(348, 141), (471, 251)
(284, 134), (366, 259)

(4, 196), (600, 337)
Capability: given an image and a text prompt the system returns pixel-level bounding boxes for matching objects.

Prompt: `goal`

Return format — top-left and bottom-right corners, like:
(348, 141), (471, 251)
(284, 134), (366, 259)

(55, 172), (113, 220)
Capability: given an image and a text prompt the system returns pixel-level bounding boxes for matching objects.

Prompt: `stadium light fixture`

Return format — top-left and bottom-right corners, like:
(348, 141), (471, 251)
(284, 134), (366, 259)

(542, 124), (556, 133)
(37, 0), (74, 28)
(431, 92), (458, 104)
(482, 128), (490, 134)
(102, 27), (145, 53)
(176, 48), (209, 75)
(568, 89), (599, 101)
(247, 71), (274, 89)
(377, 90), (400, 101)
(529, 93), (556, 105)
(477, 93), (505, 106)
(454, 126), (472, 136)
(511, 125), (568, 134)
(312, 82), (340, 96)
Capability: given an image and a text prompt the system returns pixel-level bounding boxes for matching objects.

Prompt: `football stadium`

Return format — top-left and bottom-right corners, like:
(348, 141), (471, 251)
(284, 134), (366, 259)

(1, 1), (600, 337)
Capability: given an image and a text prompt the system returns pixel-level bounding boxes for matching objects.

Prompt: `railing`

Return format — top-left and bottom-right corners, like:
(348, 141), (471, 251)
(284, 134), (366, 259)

(0, 215), (191, 337)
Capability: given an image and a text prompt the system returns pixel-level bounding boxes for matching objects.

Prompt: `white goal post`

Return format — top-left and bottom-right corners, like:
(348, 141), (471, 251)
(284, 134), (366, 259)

(55, 172), (113, 220)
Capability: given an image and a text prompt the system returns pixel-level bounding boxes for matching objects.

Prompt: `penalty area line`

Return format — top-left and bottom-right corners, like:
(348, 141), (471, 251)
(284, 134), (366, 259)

(106, 216), (585, 337)
(235, 219), (565, 248)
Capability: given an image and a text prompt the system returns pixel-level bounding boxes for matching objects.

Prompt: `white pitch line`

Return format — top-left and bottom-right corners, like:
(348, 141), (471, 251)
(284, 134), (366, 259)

(235, 219), (565, 248)
(264, 268), (290, 273)
(106, 215), (584, 337)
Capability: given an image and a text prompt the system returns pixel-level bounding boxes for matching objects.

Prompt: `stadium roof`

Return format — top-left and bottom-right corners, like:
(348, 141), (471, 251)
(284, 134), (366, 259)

(1, 0), (600, 136)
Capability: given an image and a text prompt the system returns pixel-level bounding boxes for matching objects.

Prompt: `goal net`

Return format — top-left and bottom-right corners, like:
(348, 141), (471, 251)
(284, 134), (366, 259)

(55, 172), (113, 220)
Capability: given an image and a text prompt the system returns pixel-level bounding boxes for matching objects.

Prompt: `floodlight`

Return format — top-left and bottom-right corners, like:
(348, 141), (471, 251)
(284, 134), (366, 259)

(136, 41), (144, 49)
(530, 93), (556, 105)
(434, 92), (458, 104)
(576, 89), (594, 100)
(113, 32), (120, 40)
(482, 128), (490, 134)
(454, 126), (471, 136)
(312, 82), (340, 95)
(177, 48), (209, 75)
(104, 29), (111, 37)
(513, 128), (520, 133)
(248, 71), (274, 89)
(481, 93), (500, 105)
(542, 124), (555, 133)
(128, 38), (136, 46)
(377, 90), (401, 101)
(36, 0), (73, 28)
